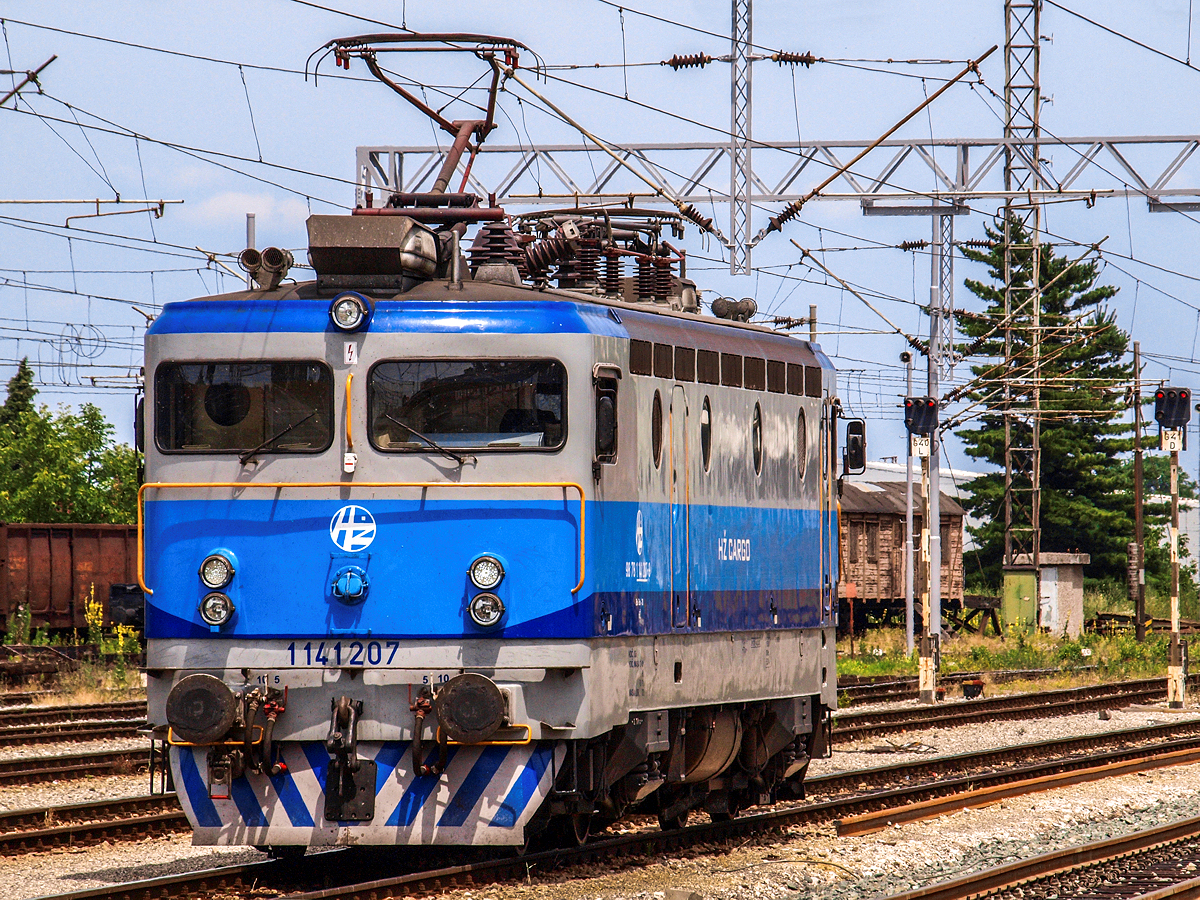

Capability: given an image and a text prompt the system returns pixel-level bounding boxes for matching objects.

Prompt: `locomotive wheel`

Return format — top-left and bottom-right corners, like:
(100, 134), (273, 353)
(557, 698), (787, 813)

(656, 790), (689, 831)
(564, 812), (592, 846)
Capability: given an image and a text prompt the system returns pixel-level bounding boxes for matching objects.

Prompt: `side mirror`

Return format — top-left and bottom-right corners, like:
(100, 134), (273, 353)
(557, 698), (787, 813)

(843, 419), (866, 475)
(596, 395), (617, 455)
(134, 396), (145, 452)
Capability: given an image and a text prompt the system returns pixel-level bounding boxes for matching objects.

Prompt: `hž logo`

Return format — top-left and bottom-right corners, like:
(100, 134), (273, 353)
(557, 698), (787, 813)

(330, 505), (377, 552)
(635, 509), (644, 556)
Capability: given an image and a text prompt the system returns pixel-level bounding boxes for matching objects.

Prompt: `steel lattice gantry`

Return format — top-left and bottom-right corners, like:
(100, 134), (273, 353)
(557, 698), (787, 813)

(356, 135), (1200, 212)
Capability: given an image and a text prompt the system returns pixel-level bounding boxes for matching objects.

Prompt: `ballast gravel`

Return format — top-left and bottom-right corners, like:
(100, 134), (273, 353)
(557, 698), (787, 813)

(2, 703), (1199, 899)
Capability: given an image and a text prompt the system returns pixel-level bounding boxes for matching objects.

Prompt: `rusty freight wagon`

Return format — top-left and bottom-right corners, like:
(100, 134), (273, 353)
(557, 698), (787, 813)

(0, 523), (138, 631)
(837, 481), (965, 632)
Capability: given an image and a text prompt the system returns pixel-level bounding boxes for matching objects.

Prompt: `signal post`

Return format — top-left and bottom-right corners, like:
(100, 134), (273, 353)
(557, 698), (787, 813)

(1155, 386), (1191, 708)
(905, 397), (939, 704)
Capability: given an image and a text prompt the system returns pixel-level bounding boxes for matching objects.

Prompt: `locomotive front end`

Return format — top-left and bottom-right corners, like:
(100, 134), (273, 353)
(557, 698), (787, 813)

(143, 218), (596, 848)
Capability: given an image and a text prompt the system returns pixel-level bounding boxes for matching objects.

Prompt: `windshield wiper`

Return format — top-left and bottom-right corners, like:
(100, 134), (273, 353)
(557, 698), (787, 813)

(385, 414), (473, 467)
(239, 411), (317, 464)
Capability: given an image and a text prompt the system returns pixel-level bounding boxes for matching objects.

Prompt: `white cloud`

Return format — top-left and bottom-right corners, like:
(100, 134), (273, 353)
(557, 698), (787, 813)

(180, 192), (310, 230)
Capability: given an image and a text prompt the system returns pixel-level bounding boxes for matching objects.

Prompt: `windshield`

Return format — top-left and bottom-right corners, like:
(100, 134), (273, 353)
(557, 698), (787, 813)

(154, 361), (333, 453)
(369, 359), (566, 451)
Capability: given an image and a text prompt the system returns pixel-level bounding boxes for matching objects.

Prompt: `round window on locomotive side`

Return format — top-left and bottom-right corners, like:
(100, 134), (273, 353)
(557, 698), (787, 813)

(751, 403), (763, 476)
(651, 390), (663, 468)
(700, 396), (712, 472)
(797, 406), (808, 479)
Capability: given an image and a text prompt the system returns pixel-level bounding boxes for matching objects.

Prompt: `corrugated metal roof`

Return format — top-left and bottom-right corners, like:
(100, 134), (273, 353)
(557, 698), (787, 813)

(839, 481), (964, 517)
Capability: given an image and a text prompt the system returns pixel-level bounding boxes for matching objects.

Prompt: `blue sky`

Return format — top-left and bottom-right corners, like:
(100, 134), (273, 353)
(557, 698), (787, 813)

(1, 0), (1198, 485)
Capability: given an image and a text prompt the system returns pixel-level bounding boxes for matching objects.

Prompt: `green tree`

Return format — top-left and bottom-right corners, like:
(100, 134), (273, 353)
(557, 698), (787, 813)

(0, 359), (37, 435)
(0, 374), (139, 523)
(956, 220), (1134, 585)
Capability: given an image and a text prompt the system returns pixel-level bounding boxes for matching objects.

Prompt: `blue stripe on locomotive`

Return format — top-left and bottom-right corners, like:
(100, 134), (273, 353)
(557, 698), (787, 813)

(143, 497), (832, 639)
(146, 297), (628, 337)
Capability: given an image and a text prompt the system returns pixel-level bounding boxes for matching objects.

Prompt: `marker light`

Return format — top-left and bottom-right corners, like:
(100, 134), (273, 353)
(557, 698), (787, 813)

(198, 554), (235, 589)
(330, 293), (369, 332)
(468, 555), (504, 591)
(199, 592), (235, 627)
(468, 592), (505, 628)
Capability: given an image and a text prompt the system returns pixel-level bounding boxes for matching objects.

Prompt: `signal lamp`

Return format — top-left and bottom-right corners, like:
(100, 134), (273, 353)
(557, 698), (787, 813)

(468, 592), (505, 628)
(468, 555), (504, 591)
(198, 592), (235, 627)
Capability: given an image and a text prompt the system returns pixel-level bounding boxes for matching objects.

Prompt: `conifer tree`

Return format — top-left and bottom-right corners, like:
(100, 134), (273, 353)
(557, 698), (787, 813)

(955, 220), (1134, 585)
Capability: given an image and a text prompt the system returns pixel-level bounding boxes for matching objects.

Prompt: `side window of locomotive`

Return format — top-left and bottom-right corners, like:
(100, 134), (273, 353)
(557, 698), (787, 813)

(595, 371), (619, 463)
(154, 361), (333, 453)
(651, 390), (664, 468)
(700, 396), (712, 472)
(796, 407), (808, 479)
(368, 359), (566, 451)
(751, 402), (763, 476)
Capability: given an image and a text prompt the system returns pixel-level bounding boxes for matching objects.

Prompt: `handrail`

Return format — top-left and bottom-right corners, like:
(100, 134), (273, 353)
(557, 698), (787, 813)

(344, 372), (354, 450)
(137, 480), (586, 596)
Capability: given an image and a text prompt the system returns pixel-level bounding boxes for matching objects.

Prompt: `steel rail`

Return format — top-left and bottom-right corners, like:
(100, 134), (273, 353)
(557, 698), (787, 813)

(836, 743), (1200, 836)
(880, 816), (1200, 900)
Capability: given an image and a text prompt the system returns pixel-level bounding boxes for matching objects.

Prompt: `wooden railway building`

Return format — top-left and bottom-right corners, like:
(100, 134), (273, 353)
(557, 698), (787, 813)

(837, 481), (965, 631)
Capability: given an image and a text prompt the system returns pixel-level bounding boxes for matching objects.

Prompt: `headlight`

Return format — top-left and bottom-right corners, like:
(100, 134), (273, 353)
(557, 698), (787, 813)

(330, 293), (369, 331)
(199, 592), (235, 627)
(468, 592), (505, 628)
(468, 555), (504, 590)
(198, 554), (235, 589)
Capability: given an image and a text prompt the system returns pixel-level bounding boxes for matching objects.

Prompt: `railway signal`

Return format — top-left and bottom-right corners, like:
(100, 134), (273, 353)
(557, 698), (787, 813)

(904, 397), (938, 435)
(1154, 387), (1191, 429)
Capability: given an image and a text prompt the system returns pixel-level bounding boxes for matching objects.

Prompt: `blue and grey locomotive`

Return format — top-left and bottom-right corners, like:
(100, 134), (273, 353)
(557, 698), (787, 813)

(141, 32), (846, 853)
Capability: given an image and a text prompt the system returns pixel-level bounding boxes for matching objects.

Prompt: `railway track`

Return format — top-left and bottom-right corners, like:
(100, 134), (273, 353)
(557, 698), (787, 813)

(884, 815), (1200, 900)
(832, 676), (1198, 742)
(10, 718), (1200, 858)
(838, 667), (1078, 706)
(30, 721), (1200, 899)
(0, 700), (145, 728)
(0, 748), (147, 786)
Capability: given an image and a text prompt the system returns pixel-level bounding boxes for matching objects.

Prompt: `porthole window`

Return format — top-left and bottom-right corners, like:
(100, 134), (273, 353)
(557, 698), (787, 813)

(751, 403), (763, 476)
(700, 396), (712, 471)
(651, 390), (663, 468)
(797, 407), (808, 478)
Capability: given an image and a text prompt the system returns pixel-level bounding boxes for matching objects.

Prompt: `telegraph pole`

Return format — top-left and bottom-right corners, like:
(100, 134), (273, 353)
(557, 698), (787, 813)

(1133, 342), (1146, 641)
(904, 351), (915, 655)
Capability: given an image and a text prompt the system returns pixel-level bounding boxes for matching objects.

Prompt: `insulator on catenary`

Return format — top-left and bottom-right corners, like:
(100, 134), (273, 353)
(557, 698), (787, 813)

(679, 203), (714, 234)
(898, 240), (929, 252)
(772, 51), (816, 67)
(766, 199), (803, 234)
(666, 53), (712, 70)
(956, 239), (994, 249)
(603, 250), (623, 296)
